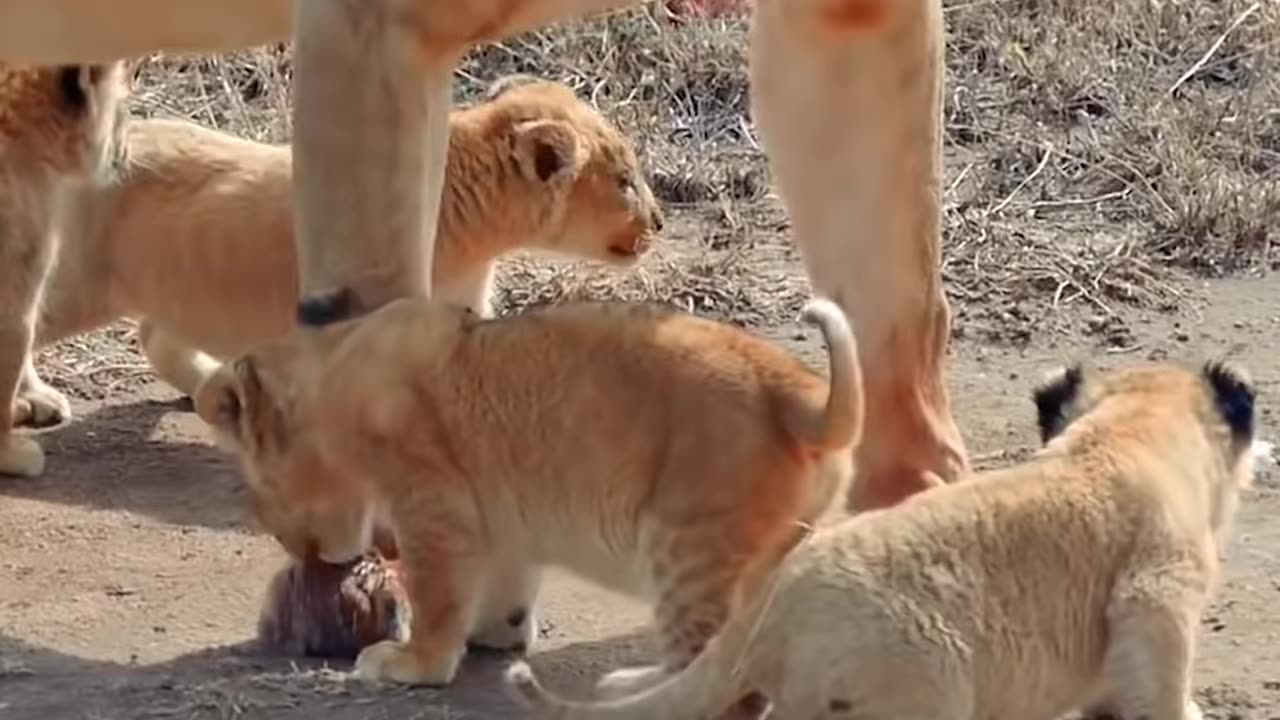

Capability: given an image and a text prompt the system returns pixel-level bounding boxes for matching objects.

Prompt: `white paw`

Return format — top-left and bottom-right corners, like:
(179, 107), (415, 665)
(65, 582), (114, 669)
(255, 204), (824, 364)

(13, 382), (71, 427)
(0, 434), (46, 477)
(595, 664), (669, 700)
(1184, 698), (1204, 720)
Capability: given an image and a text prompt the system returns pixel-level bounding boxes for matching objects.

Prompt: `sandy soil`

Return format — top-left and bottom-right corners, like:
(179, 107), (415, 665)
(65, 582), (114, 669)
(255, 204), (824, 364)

(4, 265), (1280, 719)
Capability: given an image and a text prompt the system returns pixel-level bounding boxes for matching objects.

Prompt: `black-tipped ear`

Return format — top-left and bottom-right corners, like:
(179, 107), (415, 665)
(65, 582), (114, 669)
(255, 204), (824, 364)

(57, 65), (89, 113)
(1032, 364), (1084, 443)
(1203, 360), (1255, 444)
(296, 287), (355, 328)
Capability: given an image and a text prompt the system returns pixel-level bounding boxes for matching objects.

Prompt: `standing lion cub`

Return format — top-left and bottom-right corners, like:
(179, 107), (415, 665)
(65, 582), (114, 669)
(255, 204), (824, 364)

(17, 74), (662, 426)
(194, 295), (863, 690)
(507, 360), (1262, 720)
(1, 61), (127, 477)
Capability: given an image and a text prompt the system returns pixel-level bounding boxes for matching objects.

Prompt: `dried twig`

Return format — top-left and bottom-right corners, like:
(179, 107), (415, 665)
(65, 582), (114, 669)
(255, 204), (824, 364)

(988, 144), (1053, 216)
(1167, 2), (1262, 98)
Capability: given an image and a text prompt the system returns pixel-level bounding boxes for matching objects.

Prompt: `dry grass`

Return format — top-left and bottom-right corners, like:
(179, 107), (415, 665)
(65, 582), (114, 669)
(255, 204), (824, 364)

(35, 0), (1280, 395)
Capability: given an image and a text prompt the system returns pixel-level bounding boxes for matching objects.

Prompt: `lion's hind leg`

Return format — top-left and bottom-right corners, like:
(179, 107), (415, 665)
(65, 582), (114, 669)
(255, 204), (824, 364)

(1098, 578), (1206, 720)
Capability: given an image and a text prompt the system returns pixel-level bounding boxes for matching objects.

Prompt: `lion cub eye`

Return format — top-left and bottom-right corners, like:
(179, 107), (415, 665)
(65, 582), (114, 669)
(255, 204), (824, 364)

(616, 174), (634, 193)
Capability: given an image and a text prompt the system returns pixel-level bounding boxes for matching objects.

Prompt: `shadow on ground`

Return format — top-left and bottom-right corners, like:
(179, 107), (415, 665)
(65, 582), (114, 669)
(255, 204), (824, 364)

(0, 392), (249, 533)
(0, 629), (656, 720)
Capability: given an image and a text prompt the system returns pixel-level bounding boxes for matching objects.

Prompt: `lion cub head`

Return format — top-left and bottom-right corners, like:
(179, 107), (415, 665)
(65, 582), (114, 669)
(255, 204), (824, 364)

(1032, 359), (1261, 541)
(0, 62), (129, 182)
(194, 317), (377, 563)
(473, 74), (664, 264)
(196, 301), (473, 562)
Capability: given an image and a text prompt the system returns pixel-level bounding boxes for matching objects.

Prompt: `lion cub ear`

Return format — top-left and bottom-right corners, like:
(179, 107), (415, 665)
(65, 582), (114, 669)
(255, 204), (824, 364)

(194, 356), (289, 456)
(512, 119), (583, 184)
(57, 62), (125, 115)
(1202, 360), (1256, 445)
(1032, 364), (1085, 443)
(485, 73), (542, 101)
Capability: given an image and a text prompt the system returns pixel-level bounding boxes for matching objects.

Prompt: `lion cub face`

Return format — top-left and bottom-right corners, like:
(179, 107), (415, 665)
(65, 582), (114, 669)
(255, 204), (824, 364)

(194, 321), (381, 564)
(197, 301), (474, 563)
(481, 75), (664, 265)
(1034, 359), (1260, 537)
(0, 62), (129, 182)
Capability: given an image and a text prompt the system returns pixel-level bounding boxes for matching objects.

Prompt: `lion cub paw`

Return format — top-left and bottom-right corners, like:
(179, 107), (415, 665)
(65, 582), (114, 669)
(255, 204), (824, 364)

(14, 382), (71, 427)
(468, 606), (537, 654)
(0, 434), (46, 477)
(595, 663), (670, 699)
(353, 639), (463, 686)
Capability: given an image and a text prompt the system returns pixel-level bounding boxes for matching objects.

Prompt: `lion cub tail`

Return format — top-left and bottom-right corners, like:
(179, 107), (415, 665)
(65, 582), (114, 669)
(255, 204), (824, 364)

(503, 597), (768, 720)
(791, 297), (864, 452)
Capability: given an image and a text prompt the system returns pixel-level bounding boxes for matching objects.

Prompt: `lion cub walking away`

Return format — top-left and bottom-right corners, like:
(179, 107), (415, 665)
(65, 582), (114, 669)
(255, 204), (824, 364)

(194, 296), (862, 689)
(0, 61), (126, 477)
(507, 360), (1261, 720)
(17, 74), (663, 426)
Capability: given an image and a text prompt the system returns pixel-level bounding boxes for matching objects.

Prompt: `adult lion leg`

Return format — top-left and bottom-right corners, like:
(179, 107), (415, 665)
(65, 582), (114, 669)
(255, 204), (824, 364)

(289, 0), (637, 318)
(749, 0), (968, 512)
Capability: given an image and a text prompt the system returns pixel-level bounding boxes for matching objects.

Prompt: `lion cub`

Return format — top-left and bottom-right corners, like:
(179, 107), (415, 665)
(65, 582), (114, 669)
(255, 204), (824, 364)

(194, 295), (862, 689)
(1, 61), (127, 477)
(506, 360), (1262, 720)
(17, 74), (662, 426)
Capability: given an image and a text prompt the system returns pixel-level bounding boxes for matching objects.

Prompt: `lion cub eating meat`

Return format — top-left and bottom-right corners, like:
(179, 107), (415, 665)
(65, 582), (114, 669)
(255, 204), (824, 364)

(194, 295), (862, 689)
(506, 360), (1262, 720)
(17, 74), (662, 426)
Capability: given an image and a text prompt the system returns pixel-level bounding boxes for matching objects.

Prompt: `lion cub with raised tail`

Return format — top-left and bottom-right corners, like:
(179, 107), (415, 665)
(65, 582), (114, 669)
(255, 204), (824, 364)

(17, 74), (662, 426)
(194, 295), (862, 689)
(506, 360), (1262, 720)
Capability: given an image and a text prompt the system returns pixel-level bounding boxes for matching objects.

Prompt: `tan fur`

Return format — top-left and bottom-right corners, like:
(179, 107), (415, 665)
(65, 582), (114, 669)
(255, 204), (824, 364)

(0, 61), (127, 478)
(0, 0), (967, 510)
(288, 0), (968, 516)
(193, 295), (863, 688)
(0, 0), (293, 65)
(505, 360), (1261, 720)
(15, 76), (660, 424)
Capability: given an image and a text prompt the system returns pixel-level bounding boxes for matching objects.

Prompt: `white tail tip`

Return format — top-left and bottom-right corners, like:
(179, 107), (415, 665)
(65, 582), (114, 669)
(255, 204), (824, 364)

(503, 660), (543, 709)
(800, 297), (853, 340)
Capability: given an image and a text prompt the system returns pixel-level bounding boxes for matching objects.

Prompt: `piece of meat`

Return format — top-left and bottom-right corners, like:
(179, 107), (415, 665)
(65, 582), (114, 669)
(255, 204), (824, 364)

(256, 550), (410, 659)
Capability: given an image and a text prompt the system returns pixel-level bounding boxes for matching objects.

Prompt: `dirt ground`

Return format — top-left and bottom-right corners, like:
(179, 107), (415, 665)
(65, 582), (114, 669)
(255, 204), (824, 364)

(3, 0), (1278, 715)
(3, 240), (1280, 719)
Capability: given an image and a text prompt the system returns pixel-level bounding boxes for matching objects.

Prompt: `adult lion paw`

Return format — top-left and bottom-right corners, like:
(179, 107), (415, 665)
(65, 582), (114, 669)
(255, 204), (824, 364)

(353, 639), (462, 686)
(13, 379), (71, 428)
(0, 433), (46, 477)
